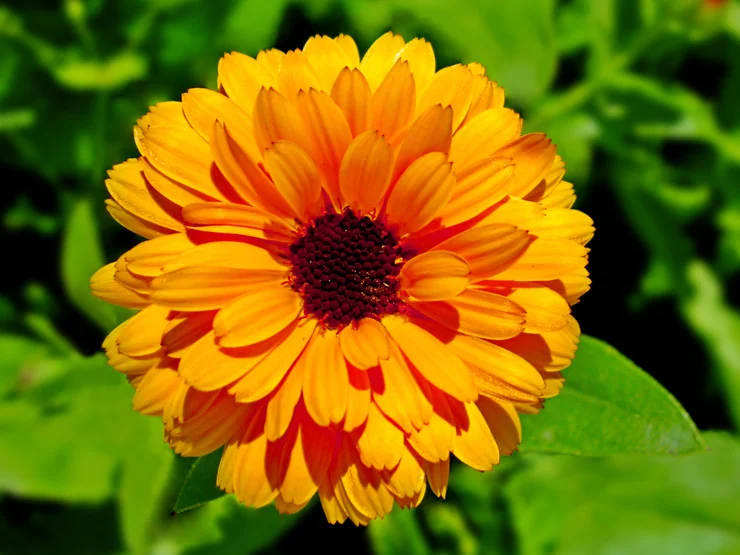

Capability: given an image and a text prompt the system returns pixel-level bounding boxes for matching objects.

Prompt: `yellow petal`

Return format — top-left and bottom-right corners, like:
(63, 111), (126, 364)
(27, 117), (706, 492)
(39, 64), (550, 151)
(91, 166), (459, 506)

(432, 224), (532, 281)
(181, 88), (259, 159)
(398, 38), (435, 93)
(256, 49), (285, 78)
(506, 286), (571, 333)
(296, 89), (352, 205)
(303, 332), (349, 426)
(407, 409), (455, 464)
(374, 341), (433, 433)
(411, 288), (525, 340)
(438, 158), (515, 227)
(179, 330), (282, 391)
(335, 34), (360, 65)
(137, 101), (186, 129)
(345, 367), (371, 432)
(123, 233), (194, 277)
(463, 79), (505, 125)
(105, 199), (173, 239)
(496, 134), (557, 198)
(445, 333), (545, 394)
(448, 108), (522, 172)
(233, 433), (279, 508)
(338, 130), (393, 215)
(400, 250), (470, 301)
(383, 315), (477, 402)
(331, 67), (372, 137)
(150, 267), (284, 311)
(360, 32), (406, 92)
(371, 60), (416, 143)
(116, 305), (170, 357)
(90, 263), (149, 308)
(338, 318), (391, 370)
(212, 284), (302, 348)
(227, 318), (316, 402)
(385, 445), (426, 499)
(524, 208), (595, 245)
(161, 311), (214, 358)
(210, 121), (294, 218)
(132, 366), (181, 416)
(424, 458), (450, 498)
(182, 202), (295, 242)
(492, 238), (589, 281)
(416, 65), (477, 131)
(218, 52), (277, 116)
(385, 152), (455, 235)
(392, 104), (453, 185)
(106, 159), (184, 233)
(477, 396), (521, 456)
(263, 140), (324, 221)
(276, 49), (321, 99)
(140, 157), (210, 208)
(357, 403), (404, 470)
(452, 402), (499, 471)
(303, 35), (356, 91)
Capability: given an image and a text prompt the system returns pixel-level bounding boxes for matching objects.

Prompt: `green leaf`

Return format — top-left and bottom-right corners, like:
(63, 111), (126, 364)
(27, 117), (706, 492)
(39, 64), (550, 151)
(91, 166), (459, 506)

(391, 0), (559, 108)
(506, 432), (740, 555)
(60, 198), (117, 332)
(220, 0), (287, 55)
(539, 111), (600, 185)
(369, 508), (430, 555)
(52, 51), (148, 91)
(173, 449), (226, 514)
(520, 335), (705, 455)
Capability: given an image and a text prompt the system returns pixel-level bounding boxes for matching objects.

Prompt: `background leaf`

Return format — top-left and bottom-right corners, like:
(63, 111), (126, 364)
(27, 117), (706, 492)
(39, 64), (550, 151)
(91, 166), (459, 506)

(174, 448), (226, 514)
(520, 335), (705, 455)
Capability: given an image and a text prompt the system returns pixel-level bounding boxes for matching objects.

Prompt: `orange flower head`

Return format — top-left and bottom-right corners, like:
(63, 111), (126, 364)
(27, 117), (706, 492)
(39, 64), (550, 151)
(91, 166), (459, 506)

(92, 32), (593, 525)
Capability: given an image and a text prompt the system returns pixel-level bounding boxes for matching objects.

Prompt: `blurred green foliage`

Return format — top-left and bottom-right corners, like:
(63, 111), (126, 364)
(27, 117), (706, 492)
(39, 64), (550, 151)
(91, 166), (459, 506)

(2, 0), (740, 553)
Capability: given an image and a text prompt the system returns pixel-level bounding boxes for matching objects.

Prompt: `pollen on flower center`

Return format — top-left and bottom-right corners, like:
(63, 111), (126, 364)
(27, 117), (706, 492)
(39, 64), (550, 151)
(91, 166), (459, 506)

(288, 210), (407, 329)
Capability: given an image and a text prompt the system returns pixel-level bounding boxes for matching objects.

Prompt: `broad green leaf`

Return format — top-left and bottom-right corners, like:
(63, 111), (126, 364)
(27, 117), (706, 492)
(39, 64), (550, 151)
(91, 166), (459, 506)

(520, 335), (705, 455)
(52, 51), (148, 91)
(60, 198), (117, 332)
(391, 0), (559, 108)
(0, 335), (51, 396)
(173, 448), (226, 513)
(506, 432), (740, 555)
(369, 508), (430, 555)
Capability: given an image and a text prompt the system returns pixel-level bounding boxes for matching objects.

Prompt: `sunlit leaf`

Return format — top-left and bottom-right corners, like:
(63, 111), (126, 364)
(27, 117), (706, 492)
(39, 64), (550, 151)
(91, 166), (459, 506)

(60, 198), (118, 332)
(507, 432), (740, 555)
(520, 335), (705, 455)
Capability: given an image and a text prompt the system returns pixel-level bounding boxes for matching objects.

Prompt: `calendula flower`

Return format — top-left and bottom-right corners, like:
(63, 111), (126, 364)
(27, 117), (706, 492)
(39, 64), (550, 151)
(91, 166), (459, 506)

(92, 32), (593, 525)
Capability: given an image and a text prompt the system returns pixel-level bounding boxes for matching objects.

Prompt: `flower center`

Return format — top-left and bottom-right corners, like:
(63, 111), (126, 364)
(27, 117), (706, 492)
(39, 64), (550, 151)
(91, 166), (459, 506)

(288, 210), (406, 329)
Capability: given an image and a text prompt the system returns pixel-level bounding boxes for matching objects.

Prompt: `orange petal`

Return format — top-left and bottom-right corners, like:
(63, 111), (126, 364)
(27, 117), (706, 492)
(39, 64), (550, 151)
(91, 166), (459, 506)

(265, 359), (306, 441)
(385, 445), (426, 499)
(210, 121), (293, 218)
(116, 305), (170, 357)
(338, 130), (393, 215)
(303, 332), (349, 426)
(492, 237), (589, 281)
(385, 152), (455, 235)
(383, 315), (477, 402)
(228, 318), (316, 401)
(432, 224), (532, 281)
(407, 410), (455, 464)
(523, 208), (595, 245)
(132, 366), (181, 415)
(400, 250), (470, 301)
(263, 141), (324, 221)
(162, 241), (287, 274)
(411, 288), (525, 340)
(357, 403), (404, 470)
(370, 60), (416, 143)
(139, 157), (210, 208)
(296, 89), (352, 205)
(374, 341), (433, 433)
(416, 65), (477, 131)
(360, 32), (407, 92)
(149, 267), (284, 311)
(335, 34), (360, 65)
(392, 104), (453, 185)
(452, 402), (499, 471)
(105, 199), (174, 239)
(233, 433), (279, 508)
(463, 79), (506, 125)
(477, 396), (521, 456)
(218, 52), (277, 116)
(424, 458), (450, 498)
(338, 318), (391, 370)
(438, 158), (515, 227)
(276, 49), (321, 99)
(449, 108), (522, 172)
(445, 333), (545, 394)
(161, 311), (214, 358)
(344, 367), (371, 432)
(331, 67), (372, 137)
(182, 202), (295, 242)
(252, 88), (312, 154)
(506, 286), (571, 333)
